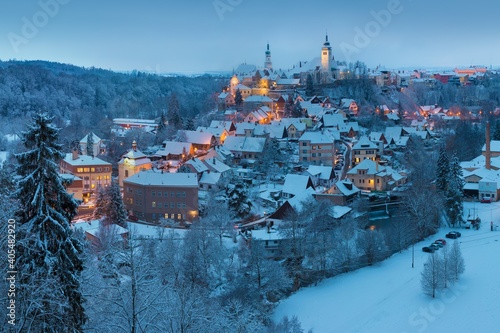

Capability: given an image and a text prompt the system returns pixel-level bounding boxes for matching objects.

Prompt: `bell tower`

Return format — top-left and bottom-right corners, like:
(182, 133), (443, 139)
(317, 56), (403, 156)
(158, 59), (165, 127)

(321, 33), (332, 72)
(264, 42), (273, 71)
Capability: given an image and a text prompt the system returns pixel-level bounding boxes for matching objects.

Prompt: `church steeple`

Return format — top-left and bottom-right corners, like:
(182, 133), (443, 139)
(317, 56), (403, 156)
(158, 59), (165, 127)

(321, 33), (332, 72)
(265, 42), (273, 71)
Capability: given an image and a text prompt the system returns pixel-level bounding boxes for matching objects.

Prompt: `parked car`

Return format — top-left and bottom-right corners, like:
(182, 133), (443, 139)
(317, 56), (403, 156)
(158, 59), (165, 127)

(432, 241), (444, 248)
(446, 231), (461, 239)
(481, 198), (491, 203)
(422, 246), (435, 253)
(429, 243), (440, 251)
(434, 239), (447, 246)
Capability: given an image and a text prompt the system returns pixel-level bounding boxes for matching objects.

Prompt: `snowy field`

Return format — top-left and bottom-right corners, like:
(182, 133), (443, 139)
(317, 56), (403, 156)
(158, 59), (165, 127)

(274, 200), (500, 333)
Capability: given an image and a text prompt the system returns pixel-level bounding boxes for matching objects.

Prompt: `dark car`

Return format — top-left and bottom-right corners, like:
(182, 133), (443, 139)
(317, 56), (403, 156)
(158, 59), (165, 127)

(445, 231), (461, 239)
(432, 242), (444, 248)
(422, 246), (435, 253)
(429, 243), (440, 251)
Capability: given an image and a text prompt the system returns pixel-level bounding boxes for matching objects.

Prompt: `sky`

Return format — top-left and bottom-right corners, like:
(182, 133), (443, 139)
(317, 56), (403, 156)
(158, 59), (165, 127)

(2, 0), (500, 74)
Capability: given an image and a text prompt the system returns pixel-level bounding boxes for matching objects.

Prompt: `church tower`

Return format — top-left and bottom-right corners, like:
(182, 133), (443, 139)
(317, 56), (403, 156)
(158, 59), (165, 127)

(321, 33), (332, 72)
(264, 42), (273, 71)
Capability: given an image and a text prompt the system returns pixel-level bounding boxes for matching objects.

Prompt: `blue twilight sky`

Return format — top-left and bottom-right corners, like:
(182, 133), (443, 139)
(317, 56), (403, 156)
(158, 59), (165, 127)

(1, 0), (500, 74)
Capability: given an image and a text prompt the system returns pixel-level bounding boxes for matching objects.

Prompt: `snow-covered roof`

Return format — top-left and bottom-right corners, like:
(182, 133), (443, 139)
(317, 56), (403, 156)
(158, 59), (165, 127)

(347, 159), (383, 176)
(352, 136), (378, 150)
(210, 120), (235, 132)
(287, 187), (316, 212)
(282, 174), (313, 196)
(199, 172), (222, 185)
(59, 173), (82, 181)
(329, 206), (352, 219)
(63, 153), (111, 166)
(74, 220), (128, 238)
(156, 141), (192, 156)
(334, 179), (360, 196)
(185, 158), (209, 173)
(223, 136), (266, 153)
(197, 126), (227, 138)
(322, 114), (346, 128)
(244, 95), (273, 103)
(482, 140), (500, 153)
(299, 131), (334, 144)
(181, 130), (214, 145)
(306, 165), (334, 180)
(80, 132), (101, 144)
(123, 170), (198, 187)
(202, 157), (231, 174)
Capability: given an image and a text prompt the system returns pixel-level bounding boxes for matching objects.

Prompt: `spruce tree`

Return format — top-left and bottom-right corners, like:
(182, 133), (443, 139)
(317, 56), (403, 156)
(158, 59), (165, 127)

(445, 153), (464, 227)
(93, 179), (128, 228)
(86, 132), (94, 157)
(436, 144), (449, 192)
(235, 89), (243, 110)
(226, 182), (252, 218)
(305, 74), (314, 97)
(167, 93), (182, 130)
(14, 113), (86, 332)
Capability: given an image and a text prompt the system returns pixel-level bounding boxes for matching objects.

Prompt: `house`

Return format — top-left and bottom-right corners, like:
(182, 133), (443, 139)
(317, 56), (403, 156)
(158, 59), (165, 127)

(74, 220), (129, 247)
(202, 157), (232, 177)
(244, 108), (270, 124)
(80, 132), (104, 157)
(60, 174), (83, 201)
(60, 151), (112, 203)
(156, 141), (194, 161)
(326, 179), (360, 205)
(352, 136), (378, 166)
(118, 141), (152, 187)
(234, 83), (252, 99)
(217, 92), (235, 111)
(340, 98), (359, 116)
(243, 95), (274, 113)
(346, 159), (406, 192)
(123, 171), (199, 223)
(298, 131), (335, 166)
(254, 124), (288, 140)
(304, 165), (336, 188)
(223, 136), (266, 163)
(282, 174), (314, 199)
(249, 227), (285, 258)
(201, 146), (234, 164)
(196, 126), (229, 145)
(321, 114), (346, 129)
(198, 171), (223, 191)
(183, 158), (209, 178)
(180, 130), (216, 153)
(210, 120), (236, 135)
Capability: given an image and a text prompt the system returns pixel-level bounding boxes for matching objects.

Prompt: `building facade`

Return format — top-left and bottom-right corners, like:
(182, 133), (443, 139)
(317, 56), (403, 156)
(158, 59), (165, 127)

(123, 171), (199, 223)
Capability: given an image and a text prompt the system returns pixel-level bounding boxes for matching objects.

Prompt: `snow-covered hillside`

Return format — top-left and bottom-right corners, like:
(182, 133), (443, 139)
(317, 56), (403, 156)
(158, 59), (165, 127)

(274, 201), (500, 333)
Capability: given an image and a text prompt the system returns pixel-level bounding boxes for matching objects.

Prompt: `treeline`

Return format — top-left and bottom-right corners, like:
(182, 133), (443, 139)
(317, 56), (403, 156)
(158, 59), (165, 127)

(0, 60), (225, 139)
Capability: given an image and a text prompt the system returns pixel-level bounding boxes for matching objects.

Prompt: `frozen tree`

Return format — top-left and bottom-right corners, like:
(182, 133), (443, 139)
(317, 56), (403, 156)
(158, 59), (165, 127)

(445, 153), (464, 227)
(440, 245), (450, 288)
(93, 179), (128, 228)
(14, 113), (86, 332)
(448, 241), (465, 282)
(421, 252), (444, 298)
(404, 185), (440, 240)
(270, 315), (308, 333)
(356, 229), (388, 266)
(167, 93), (183, 130)
(86, 131), (95, 157)
(226, 182), (252, 219)
(436, 144), (449, 193)
(201, 194), (232, 246)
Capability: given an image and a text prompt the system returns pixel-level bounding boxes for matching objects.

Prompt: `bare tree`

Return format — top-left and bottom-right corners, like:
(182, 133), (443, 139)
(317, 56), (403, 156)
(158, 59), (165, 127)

(421, 252), (443, 298)
(448, 241), (465, 282)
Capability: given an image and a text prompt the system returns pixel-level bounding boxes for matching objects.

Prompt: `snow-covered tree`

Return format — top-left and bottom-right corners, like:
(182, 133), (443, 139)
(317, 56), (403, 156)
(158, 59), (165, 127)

(167, 93), (182, 130)
(235, 89), (243, 110)
(448, 241), (465, 282)
(421, 252), (443, 298)
(356, 229), (388, 266)
(305, 74), (314, 97)
(14, 113), (86, 332)
(86, 131), (94, 157)
(445, 153), (464, 227)
(436, 144), (449, 192)
(93, 179), (128, 228)
(226, 182), (252, 219)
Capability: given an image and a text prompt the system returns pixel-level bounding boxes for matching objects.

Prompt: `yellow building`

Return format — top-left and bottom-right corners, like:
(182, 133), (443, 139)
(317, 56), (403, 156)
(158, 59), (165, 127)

(118, 141), (152, 188)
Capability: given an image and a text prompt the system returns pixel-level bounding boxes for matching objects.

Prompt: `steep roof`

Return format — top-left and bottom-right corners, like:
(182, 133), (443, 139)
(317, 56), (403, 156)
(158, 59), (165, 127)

(63, 153), (111, 166)
(306, 165), (334, 180)
(282, 174), (314, 197)
(156, 141), (192, 156)
(80, 132), (101, 144)
(352, 136), (378, 150)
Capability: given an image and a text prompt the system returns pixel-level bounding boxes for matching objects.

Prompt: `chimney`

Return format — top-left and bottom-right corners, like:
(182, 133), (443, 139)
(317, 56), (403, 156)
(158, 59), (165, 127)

(72, 149), (79, 160)
(132, 140), (137, 152)
(486, 121), (491, 170)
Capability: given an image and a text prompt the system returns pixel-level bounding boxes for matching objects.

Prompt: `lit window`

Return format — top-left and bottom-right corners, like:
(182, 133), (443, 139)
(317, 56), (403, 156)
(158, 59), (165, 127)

(152, 202), (156, 208)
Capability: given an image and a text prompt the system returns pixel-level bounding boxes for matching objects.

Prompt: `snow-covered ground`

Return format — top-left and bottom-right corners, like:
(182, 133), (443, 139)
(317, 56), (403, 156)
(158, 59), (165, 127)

(0, 151), (7, 164)
(274, 200), (500, 333)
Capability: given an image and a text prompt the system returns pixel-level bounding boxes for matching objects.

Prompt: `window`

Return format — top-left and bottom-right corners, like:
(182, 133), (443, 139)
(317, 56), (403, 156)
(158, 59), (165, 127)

(171, 203), (175, 208)
(177, 214), (182, 220)
(157, 191), (162, 197)
(182, 192), (186, 198)
(152, 191), (156, 197)
(77, 168), (83, 173)
(318, 153), (322, 157)
(302, 150), (307, 154)
(91, 168), (95, 172)
(83, 168), (90, 172)
(177, 203), (181, 208)
(97, 167), (102, 172)
(171, 192), (175, 197)
(125, 170), (129, 178)
(302, 142), (307, 146)
(312, 153), (316, 157)
(164, 191), (169, 197)
(182, 203), (186, 208)
(164, 213), (169, 219)
(152, 202), (156, 208)
(105, 167), (110, 172)
(158, 202), (162, 208)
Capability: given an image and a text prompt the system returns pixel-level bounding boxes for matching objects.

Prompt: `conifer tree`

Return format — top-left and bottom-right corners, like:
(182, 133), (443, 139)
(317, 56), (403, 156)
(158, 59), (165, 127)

(235, 89), (243, 110)
(436, 144), (449, 192)
(226, 182), (252, 218)
(86, 132), (94, 157)
(14, 113), (86, 332)
(93, 179), (128, 228)
(445, 153), (464, 227)
(305, 74), (314, 97)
